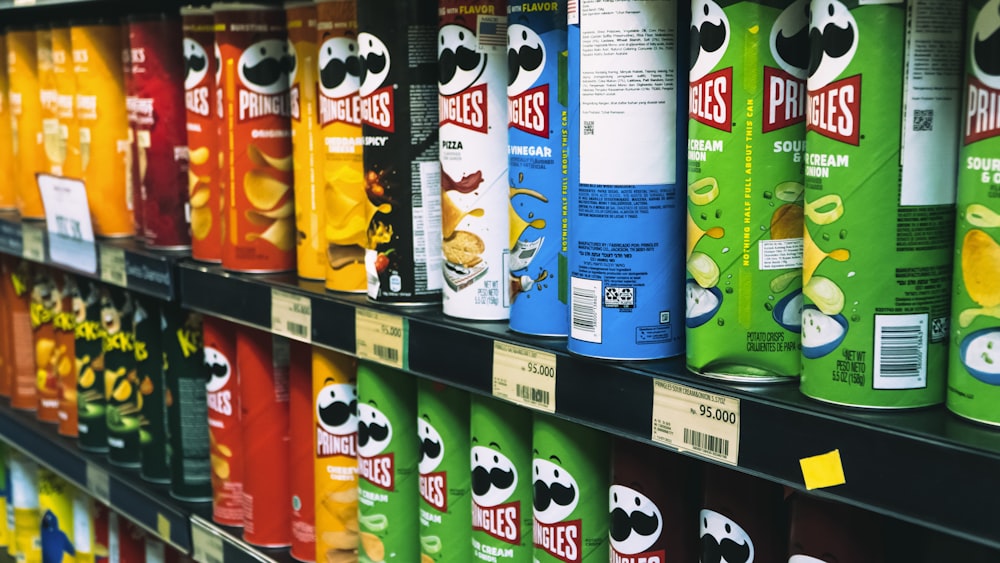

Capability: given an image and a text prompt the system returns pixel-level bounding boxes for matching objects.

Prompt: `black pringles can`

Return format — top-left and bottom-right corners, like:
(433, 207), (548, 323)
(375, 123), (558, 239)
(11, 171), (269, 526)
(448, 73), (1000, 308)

(74, 277), (107, 453)
(133, 295), (169, 484)
(700, 464), (786, 563)
(788, 492), (883, 563)
(101, 286), (140, 468)
(358, 0), (442, 305)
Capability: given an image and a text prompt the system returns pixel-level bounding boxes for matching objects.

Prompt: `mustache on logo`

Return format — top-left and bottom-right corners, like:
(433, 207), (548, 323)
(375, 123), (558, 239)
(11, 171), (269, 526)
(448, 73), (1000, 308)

(472, 465), (515, 495)
(700, 533), (751, 563)
(533, 480), (575, 512)
(319, 398), (356, 428)
(439, 45), (482, 85)
(321, 55), (361, 89)
(610, 507), (659, 542)
(507, 43), (542, 86)
(808, 20), (854, 77)
(358, 420), (389, 447)
(242, 55), (295, 87)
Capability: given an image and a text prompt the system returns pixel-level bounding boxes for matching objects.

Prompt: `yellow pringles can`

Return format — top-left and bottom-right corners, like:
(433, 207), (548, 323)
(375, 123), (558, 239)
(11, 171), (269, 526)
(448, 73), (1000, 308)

(51, 25), (80, 180)
(37, 27), (62, 177)
(7, 29), (45, 219)
(71, 22), (133, 238)
(0, 33), (16, 210)
(37, 468), (75, 563)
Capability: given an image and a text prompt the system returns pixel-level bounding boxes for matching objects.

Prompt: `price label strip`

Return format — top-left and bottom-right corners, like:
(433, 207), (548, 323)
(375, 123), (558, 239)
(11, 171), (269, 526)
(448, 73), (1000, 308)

(99, 246), (128, 287)
(191, 517), (225, 563)
(355, 309), (408, 370)
(37, 174), (97, 273)
(85, 462), (110, 505)
(271, 289), (311, 343)
(492, 341), (556, 413)
(651, 380), (740, 465)
(21, 223), (45, 262)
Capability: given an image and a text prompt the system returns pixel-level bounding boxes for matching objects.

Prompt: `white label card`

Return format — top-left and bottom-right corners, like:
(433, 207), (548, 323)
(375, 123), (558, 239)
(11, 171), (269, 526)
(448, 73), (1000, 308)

(99, 247), (128, 287)
(651, 380), (740, 465)
(37, 174), (97, 273)
(85, 462), (110, 505)
(270, 289), (311, 343)
(21, 224), (45, 262)
(355, 309), (407, 369)
(492, 341), (556, 413)
(190, 517), (225, 563)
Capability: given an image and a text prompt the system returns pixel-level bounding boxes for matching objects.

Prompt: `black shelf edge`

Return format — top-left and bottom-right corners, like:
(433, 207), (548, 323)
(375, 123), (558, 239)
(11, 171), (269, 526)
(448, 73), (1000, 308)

(190, 514), (293, 563)
(0, 212), (184, 301)
(0, 401), (195, 552)
(179, 261), (1000, 550)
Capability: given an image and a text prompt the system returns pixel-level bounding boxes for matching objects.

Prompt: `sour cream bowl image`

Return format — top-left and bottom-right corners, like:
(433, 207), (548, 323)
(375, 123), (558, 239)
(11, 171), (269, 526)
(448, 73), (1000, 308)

(960, 328), (1000, 385)
(801, 306), (848, 359)
(686, 281), (723, 328)
(772, 289), (803, 333)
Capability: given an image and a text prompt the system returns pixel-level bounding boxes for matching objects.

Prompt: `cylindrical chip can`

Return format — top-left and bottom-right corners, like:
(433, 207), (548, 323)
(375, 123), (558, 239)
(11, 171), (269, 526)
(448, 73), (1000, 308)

(312, 347), (358, 562)
(567, 0), (686, 359)
(287, 1), (325, 281)
(182, 7), (223, 262)
(72, 481), (95, 563)
(288, 341), (314, 562)
(52, 24), (80, 180)
(800, 0), (962, 408)
(358, 0), (443, 305)
(0, 33), (14, 210)
(54, 274), (78, 437)
(700, 464), (786, 563)
(5, 260), (36, 412)
(317, 0), (366, 293)
(37, 468), (75, 563)
(686, 0), (806, 380)
(0, 443), (7, 550)
(788, 492), (883, 563)
(238, 327), (292, 547)
(133, 296), (169, 484)
(532, 413), (610, 563)
(101, 287), (140, 468)
(7, 29), (45, 219)
(203, 315), (243, 525)
(356, 361), (419, 562)
(438, 0), (511, 320)
(71, 21), (133, 238)
(417, 380), (471, 562)
(216, 3), (297, 273)
(8, 451), (40, 563)
(30, 268), (60, 423)
(74, 277), (106, 452)
(38, 27), (60, 177)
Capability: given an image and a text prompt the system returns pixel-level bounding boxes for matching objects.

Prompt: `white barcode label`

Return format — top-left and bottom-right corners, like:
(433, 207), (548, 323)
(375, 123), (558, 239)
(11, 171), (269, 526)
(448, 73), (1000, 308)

(21, 224), (45, 262)
(85, 462), (110, 505)
(652, 380), (740, 465)
(373, 344), (399, 364)
(493, 341), (556, 413)
(873, 313), (927, 389)
(99, 247), (128, 287)
(356, 309), (408, 369)
(37, 173), (97, 273)
(570, 277), (601, 343)
(270, 289), (311, 343)
(190, 517), (225, 563)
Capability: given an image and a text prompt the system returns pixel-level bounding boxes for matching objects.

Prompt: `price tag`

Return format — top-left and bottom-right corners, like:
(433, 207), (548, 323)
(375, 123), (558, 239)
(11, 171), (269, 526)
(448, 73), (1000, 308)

(37, 174), (97, 273)
(651, 380), (740, 465)
(21, 224), (45, 262)
(85, 462), (110, 505)
(156, 513), (171, 540)
(13, 0), (37, 5)
(99, 247), (128, 287)
(492, 341), (556, 413)
(191, 517), (225, 563)
(271, 289), (311, 342)
(355, 309), (407, 369)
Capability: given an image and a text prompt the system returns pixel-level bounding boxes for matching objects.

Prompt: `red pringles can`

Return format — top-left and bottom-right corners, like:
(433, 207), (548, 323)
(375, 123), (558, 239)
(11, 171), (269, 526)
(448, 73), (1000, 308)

(216, 3), (296, 273)
(288, 340), (315, 562)
(203, 315), (244, 527)
(237, 326), (291, 547)
(183, 7), (223, 263)
(127, 14), (192, 250)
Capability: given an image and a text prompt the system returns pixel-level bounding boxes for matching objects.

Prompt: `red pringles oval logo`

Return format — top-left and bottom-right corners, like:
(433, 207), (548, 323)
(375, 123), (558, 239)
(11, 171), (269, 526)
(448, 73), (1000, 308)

(763, 0), (808, 133)
(533, 457), (581, 562)
(609, 485), (665, 563)
(358, 32), (395, 133)
(508, 23), (548, 137)
(184, 37), (211, 117)
(966, 0), (1000, 144)
(357, 401), (395, 491)
(204, 345), (234, 417)
(471, 442), (521, 545)
(417, 416), (447, 512)
(319, 35), (363, 127)
(237, 38), (295, 121)
(315, 380), (358, 458)
(439, 22), (488, 133)
(806, 0), (860, 145)
(689, 0), (732, 132)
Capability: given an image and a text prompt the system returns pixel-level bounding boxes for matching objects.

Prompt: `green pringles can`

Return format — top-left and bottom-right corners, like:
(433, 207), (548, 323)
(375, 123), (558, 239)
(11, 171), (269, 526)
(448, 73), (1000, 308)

(947, 0), (1000, 425)
(417, 380), (470, 562)
(100, 286), (139, 467)
(532, 414), (610, 563)
(73, 278), (106, 453)
(470, 396), (532, 563)
(800, 0), (962, 408)
(161, 303), (212, 502)
(686, 0), (807, 380)
(356, 361), (418, 563)
(133, 295), (168, 484)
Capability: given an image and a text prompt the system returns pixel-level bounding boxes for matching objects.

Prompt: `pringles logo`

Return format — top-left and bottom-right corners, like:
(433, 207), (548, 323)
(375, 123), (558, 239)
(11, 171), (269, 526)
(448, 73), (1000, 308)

(319, 36), (363, 126)
(205, 346), (233, 416)
(315, 381), (358, 458)
(700, 509), (754, 563)
(806, 0), (860, 145)
(533, 457), (581, 562)
(471, 442), (521, 545)
(438, 23), (488, 133)
(237, 38), (295, 121)
(609, 485), (665, 563)
(508, 24), (548, 137)
(358, 33), (395, 133)
(763, 0), (808, 133)
(418, 416), (447, 511)
(357, 401), (394, 491)
(184, 37), (211, 117)
(689, 0), (732, 132)
(966, 0), (1000, 144)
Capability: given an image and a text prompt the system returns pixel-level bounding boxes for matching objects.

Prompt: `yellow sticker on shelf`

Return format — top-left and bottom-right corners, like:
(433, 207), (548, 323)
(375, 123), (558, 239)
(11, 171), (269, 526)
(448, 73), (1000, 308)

(157, 513), (170, 540)
(99, 246), (127, 287)
(355, 309), (407, 369)
(271, 289), (311, 343)
(651, 380), (741, 466)
(21, 224), (45, 262)
(492, 341), (556, 413)
(799, 449), (846, 490)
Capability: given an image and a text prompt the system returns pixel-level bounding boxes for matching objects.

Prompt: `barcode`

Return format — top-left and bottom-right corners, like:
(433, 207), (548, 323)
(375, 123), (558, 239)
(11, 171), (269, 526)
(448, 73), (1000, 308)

(373, 344), (399, 363)
(56, 216), (82, 239)
(913, 109), (933, 132)
(570, 277), (601, 343)
(874, 314), (927, 389)
(109, 269), (125, 284)
(516, 383), (550, 406)
(286, 321), (307, 338)
(583, 120), (594, 135)
(683, 428), (729, 458)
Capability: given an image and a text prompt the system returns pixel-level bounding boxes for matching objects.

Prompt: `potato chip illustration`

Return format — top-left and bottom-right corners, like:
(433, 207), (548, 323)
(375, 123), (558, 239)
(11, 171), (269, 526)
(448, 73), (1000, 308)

(244, 170), (292, 211)
(963, 229), (1000, 308)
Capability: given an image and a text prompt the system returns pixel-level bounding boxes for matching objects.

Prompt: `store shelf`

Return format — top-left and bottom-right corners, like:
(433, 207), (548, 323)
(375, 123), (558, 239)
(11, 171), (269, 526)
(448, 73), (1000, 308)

(179, 261), (1000, 550)
(0, 211), (185, 301)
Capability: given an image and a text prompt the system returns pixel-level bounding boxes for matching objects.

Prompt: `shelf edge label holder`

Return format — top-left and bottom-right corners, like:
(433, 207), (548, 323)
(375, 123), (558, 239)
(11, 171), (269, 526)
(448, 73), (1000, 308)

(355, 308), (408, 370)
(85, 461), (111, 505)
(271, 288), (312, 343)
(651, 379), (741, 466)
(491, 341), (557, 413)
(21, 222), (45, 262)
(99, 246), (128, 287)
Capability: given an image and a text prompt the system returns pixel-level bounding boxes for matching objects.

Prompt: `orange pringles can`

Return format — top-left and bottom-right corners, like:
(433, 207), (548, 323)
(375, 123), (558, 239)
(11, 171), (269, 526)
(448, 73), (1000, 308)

(4, 259), (37, 411)
(289, 341), (315, 562)
(182, 7), (223, 263)
(55, 274), (78, 437)
(0, 258), (10, 398)
(317, 0), (366, 292)
(0, 33), (16, 210)
(37, 26), (62, 177)
(30, 267), (60, 423)
(287, 1), (324, 280)
(203, 316), (244, 528)
(7, 29), (45, 219)
(52, 24), (81, 180)
(312, 347), (358, 561)
(72, 21), (134, 238)
(237, 326), (292, 547)
(216, 3), (296, 273)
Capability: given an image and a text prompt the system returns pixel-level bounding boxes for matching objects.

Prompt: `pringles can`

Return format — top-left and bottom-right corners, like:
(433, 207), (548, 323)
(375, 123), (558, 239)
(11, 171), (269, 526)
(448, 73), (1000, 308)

(55, 274), (78, 438)
(317, 0), (367, 293)
(438, 0), (511, 320)
(74, 277), (106, 452)
(356, 361), (419, 562)
(417, 380), (471, 562)
(5, 260), (35, 412)
(133, 296), (169, 484)
(37, 469), (75, 563)
(38, 26), (60, 177)
(29, 268), (59, 423)
(788, 492), (883, 563)
(71, 21), (133, 238)
(800, 0), (962, 408)
(72, 488), (96, 563)
(0, 443), (7, 549)
(8, 451), (40, 563)
(288, 342), (314, 562)
(686, 0), (806, 380)
(216, 3), (297, 273)
(52, 24), (80, 180)
(203, 315), (243, 525)
(182, 7), (222, 262)
(101, 287), (140, 468)
(947, 0), (1000, 425)
(7, 29), (45, 219)
(0, 33), (14, 210)
(567, 0), (686, 359)
(358, 0), (442, 305)
(700, 464), (786, 563)
(313, 348), (359, 563)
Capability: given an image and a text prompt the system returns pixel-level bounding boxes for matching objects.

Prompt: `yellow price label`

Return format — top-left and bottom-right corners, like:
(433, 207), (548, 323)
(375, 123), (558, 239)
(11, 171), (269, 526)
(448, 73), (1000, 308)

(271, 289), (311, 343)
(651, 380), (740, 465)
(355, 309), (407, 369)
(99, 247), (127, 287)
(492, 341), (556, 413)
(156, 513), (171, 540)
